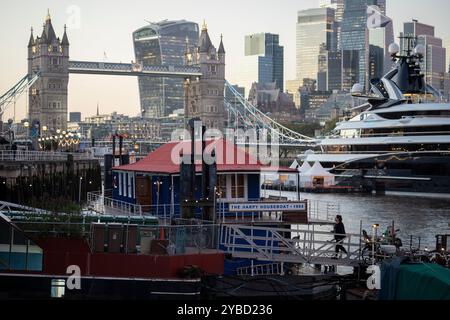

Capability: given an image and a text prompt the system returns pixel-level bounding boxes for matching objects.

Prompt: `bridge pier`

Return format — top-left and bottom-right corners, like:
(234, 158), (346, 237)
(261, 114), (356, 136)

(0, 151), (101, 206)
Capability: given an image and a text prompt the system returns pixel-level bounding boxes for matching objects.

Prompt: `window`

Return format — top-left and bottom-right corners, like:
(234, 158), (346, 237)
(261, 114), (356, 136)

(51, 279), (66, 298)
(217, 175), (227, 199)
(119, 173), (123, 196)
(208, 65), (217, 74)
(128, 174), (133, 198)
(0, 220), (43, 272)
(231, 174), (245, 199)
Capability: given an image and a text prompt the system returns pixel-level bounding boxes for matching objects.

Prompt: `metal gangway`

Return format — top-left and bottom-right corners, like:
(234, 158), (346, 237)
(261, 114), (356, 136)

(220, 224), (364, 268)
(237, 263), (283, 276)
(0, 201), (48, 215)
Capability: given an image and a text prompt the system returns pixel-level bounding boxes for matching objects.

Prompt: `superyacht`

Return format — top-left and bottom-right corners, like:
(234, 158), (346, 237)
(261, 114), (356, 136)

(301, 38), (450, 195)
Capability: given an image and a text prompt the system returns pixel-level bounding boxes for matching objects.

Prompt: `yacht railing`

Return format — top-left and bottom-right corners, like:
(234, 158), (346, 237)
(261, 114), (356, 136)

(314, 150), (450, 155)
(357, 131), (450, 138)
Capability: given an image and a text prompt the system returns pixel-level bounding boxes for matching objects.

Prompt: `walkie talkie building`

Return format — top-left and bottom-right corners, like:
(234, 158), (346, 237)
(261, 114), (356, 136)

(133, 20), (199, 118)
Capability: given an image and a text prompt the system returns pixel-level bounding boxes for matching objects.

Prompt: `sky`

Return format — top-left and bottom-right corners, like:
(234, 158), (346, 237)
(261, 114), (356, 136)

(1, 0), (450, 121)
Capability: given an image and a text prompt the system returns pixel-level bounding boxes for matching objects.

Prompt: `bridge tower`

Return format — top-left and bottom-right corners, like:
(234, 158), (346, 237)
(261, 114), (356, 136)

(28, 11), (69, 134)
(184, 22), (227, 131)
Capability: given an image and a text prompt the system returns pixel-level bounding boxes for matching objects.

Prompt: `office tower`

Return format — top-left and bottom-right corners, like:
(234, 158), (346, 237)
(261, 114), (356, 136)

(133, 20), (199, 118)
(400, 20), (447, 94)
(341, 50), (360, 92)
(320, 0), (344, 46)
(368, 13), (394, 81)
(69, 112), (81, 123)
(400, 20), (434, 54)
(286, 79), (304, 108)
(296, 8), (337, 83)
(444, 38), (450, 72)
(317, 44), (342, 92)
(340, 0), (386, 90)
(241, 33), (284, 94)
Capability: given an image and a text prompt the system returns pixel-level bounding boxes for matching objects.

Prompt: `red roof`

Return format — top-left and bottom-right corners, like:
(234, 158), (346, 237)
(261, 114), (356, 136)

(114, 139), (296, 175)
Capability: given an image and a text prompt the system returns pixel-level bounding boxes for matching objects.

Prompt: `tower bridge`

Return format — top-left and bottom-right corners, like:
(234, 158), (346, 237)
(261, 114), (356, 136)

(0, 13), (315, 148)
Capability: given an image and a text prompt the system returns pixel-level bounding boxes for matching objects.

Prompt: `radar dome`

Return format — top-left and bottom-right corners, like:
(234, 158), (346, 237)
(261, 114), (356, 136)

(388, 43), (400, 55)
(351, 83), (364, 95)
(414, 44), (426, 57)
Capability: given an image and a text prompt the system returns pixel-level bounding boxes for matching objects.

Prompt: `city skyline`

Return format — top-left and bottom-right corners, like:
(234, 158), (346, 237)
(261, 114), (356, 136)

(1, 0), (450, 121)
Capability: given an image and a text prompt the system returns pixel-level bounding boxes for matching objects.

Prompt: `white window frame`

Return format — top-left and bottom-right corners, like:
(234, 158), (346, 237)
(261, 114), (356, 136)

(119, 173), (123, 196)
(218, 173), (248, 202)
(128, 173), (133, 198)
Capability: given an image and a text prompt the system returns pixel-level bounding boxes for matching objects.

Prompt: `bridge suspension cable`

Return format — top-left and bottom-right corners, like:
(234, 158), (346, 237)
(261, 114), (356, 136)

(224, 81), (316, 146)
(0, 73), (40, 121)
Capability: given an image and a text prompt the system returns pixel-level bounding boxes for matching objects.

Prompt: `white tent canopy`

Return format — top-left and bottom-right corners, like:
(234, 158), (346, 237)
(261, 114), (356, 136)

(290, 160), (300, 170)
(298, 161), (312, 173)
(300, 162), (335, 188)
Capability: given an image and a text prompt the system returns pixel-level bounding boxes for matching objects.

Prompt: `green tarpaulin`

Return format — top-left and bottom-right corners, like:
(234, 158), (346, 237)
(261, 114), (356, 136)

(395, 263), (450, 300)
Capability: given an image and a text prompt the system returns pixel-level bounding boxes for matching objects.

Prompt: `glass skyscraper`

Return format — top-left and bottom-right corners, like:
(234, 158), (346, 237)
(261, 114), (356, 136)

(296, 8), (337, 83)
(320, 0), (344, 46)
(241, 33), (284, 95)
(340, 0), (386, 90)
(133, 20), (199, 118)
(368, 14), (394, 81)
(318, 44), (342, 92)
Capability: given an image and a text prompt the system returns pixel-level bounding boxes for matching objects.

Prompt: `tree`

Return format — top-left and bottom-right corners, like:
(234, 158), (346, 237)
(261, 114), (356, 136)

(324, 117), (339, 134)
(282, 122), (323, 138)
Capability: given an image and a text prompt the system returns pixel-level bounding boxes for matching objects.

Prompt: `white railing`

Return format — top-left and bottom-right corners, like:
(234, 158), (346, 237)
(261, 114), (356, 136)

(88, 192), (337, 226)
(237, 263), (282, 276)
(0, 150), (92, 162)
(307, 200), (339, 223)
(217, 198), (336, 225)
(87, 192), (178, 220)
(220, 224), (363, 267)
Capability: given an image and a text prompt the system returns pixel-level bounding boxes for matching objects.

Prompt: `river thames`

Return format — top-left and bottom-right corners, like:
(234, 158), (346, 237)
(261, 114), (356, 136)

(265, 190), (450, 248)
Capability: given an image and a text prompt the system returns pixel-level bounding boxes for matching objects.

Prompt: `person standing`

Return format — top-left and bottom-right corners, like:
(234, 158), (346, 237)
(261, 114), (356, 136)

(333, 215), (347, 258)
(11, 143), (17, 161)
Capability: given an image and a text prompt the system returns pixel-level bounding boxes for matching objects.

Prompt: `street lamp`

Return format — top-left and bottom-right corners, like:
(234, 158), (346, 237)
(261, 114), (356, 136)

(371, 224), (380, 266)
(79, 176), (83, 204)
(154, 180), (163, 218)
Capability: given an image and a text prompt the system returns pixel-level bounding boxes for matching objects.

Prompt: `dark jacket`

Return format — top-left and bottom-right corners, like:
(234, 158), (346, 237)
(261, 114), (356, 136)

(334, 222), (346, 242)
